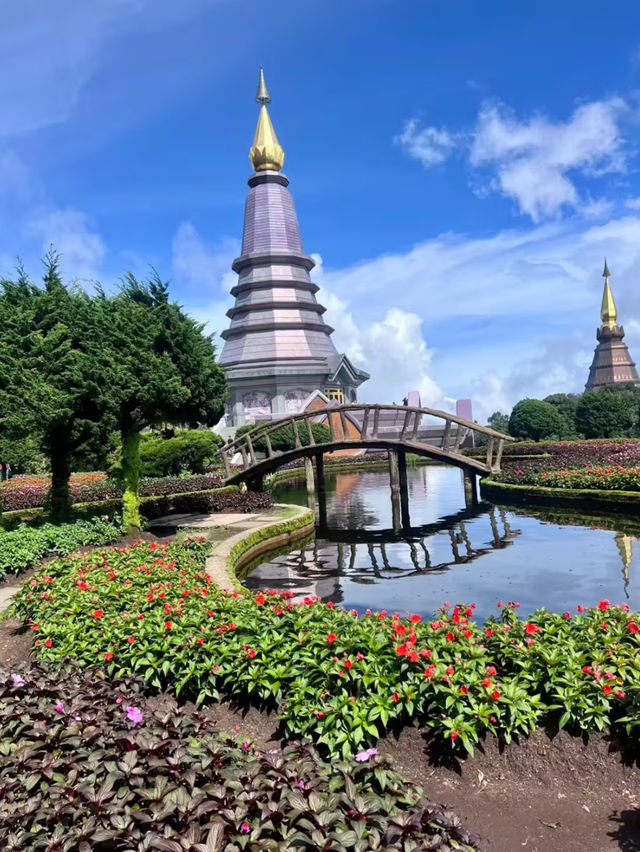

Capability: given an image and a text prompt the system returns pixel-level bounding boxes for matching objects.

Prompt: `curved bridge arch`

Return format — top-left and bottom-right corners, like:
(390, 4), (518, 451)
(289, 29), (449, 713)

(217, 403), (513, 485)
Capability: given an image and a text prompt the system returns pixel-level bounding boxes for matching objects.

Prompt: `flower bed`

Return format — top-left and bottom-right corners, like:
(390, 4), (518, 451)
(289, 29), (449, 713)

(13, 540), (640, 758)
(0, 666), (479, 851)
(502, 464), (640, 491)
(0, 516), (122, 581)
(490, 439), (640, 477)
(0, 473), (224, 512)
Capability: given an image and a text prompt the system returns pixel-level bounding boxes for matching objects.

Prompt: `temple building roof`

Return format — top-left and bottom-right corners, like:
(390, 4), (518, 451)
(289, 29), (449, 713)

(585, 260), (640, 391)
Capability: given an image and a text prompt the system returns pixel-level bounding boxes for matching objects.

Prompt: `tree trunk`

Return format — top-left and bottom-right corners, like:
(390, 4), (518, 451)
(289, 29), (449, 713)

(48, 445), (73, 523)
(121, 426), (141, 533)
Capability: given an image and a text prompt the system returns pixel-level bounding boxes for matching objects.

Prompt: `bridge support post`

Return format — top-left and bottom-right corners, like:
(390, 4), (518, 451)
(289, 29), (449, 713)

(388, 450), (402, 533)
(462, 469), (477, 509)
(316, 452), (327, 531)
(304, 456), (316, 512)
(397, 449), (411, 530)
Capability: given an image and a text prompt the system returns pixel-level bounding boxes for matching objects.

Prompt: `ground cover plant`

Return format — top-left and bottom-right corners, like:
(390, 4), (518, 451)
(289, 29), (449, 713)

(0, 474), (224, 513)
(0, 516), (122, 580)
(12, 540), (640, 759)
(0, 665), (479, 852)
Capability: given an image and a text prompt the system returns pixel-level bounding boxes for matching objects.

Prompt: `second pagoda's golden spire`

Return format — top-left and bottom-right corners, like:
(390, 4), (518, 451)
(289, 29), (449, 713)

(600, 257), (618, 330)
(249, 67), (285, 172)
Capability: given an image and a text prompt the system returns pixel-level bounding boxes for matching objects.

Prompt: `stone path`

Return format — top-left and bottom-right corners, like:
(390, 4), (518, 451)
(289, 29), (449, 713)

(0, 504), (313, 614)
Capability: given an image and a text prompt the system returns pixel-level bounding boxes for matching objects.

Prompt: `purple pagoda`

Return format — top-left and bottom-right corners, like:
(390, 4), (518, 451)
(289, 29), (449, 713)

(585, 260), (640, 391)
(219, 69), (369, 426)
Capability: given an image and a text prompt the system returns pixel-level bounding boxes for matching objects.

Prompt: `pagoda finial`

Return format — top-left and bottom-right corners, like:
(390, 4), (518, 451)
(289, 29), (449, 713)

(249, 68), (284, 172)
(600, 259), (618, 330)
(255, 66), (271, 105)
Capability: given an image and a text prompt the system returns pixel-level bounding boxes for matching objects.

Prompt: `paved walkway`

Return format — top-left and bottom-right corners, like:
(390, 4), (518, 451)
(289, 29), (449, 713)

(0, 504), (314, 614)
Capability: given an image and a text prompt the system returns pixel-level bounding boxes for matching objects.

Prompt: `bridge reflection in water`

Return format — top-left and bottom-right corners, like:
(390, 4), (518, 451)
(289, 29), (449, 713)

(242, 465), (640, 618)
(243, 504), (522, 606)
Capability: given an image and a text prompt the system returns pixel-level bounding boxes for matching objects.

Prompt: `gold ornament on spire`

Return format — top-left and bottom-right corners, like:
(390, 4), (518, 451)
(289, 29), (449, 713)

(600, 257), (618, 330)
(249, 67), (284, 172)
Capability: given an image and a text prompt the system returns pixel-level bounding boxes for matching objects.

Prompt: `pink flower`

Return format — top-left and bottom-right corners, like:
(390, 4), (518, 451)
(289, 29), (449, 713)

(126, 706), (143, 724)
(54, 702), (64, 713)
(355, 748), (378, 762)
(240, 822), (250, 833)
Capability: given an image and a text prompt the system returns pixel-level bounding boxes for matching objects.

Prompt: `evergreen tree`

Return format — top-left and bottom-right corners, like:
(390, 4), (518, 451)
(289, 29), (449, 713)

(508, 398), (564, 442)
(102, 274), (227, 531)
(575, 387), (639, 438)
(487, 411), (510, 434)
(0, 255), (114, 522)
(543, 393), (581, 438)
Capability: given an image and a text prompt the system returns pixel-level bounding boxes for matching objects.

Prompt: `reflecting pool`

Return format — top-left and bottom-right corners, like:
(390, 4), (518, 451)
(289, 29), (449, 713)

(241, 465), (640, 620)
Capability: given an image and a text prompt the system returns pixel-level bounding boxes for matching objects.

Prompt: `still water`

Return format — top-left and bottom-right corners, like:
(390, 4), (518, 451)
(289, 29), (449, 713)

(242, 465), (640, 621)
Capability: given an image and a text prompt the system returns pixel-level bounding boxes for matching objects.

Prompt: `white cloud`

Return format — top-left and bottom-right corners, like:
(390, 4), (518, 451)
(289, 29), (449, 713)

(171, 222), (239, 296)
(470, 98), (628, 221)
(399, 97), (630, 222)
(27, 208), (106, 282)
(395, 118), (460, 167)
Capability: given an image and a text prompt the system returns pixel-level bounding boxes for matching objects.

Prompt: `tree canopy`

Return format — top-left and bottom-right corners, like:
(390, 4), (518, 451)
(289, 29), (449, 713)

(575, 388), (639, 439)
(508, 399), (565, 442)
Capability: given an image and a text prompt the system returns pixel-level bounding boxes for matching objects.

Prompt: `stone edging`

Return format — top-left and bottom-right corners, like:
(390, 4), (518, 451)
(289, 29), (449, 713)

(480, 478), (640, 515)
(204, 503), (315, 592)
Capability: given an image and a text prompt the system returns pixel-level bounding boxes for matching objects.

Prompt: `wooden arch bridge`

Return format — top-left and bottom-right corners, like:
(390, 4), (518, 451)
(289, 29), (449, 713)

(218, 404), (513, 527)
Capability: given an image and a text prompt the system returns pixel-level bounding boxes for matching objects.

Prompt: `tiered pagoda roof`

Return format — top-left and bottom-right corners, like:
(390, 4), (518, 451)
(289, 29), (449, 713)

(585, 260), (640, 391)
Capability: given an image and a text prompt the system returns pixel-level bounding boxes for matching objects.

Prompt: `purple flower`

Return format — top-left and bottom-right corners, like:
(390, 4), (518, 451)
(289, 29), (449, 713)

(242, 741), (250, 750)
(116, 697), (123, 705)
(354, 748), (378, 763)
(10, 674), (25, 687)
(54, 702), (64, 713)
(297, 780), (305, 789)
(126, 706), (143, 724)
(240, 822), (250, 833)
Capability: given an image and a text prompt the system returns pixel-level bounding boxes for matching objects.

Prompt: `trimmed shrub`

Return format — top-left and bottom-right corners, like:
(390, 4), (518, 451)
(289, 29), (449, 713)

(508, 399), (565, 441)
(139, 486), (273, 520)
(0, 665), (480, 852)
(236, 421), (331, 452)
(0, 516), (121, 579)
(139, 429), (224, 477)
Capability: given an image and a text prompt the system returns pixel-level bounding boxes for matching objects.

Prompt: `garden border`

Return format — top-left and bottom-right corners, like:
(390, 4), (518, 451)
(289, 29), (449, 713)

(205, 503), (315, 591)
(480, 478), (640, 514)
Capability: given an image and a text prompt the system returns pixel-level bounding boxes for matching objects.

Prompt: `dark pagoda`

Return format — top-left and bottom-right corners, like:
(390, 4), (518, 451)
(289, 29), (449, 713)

(585, 260), (640, 391)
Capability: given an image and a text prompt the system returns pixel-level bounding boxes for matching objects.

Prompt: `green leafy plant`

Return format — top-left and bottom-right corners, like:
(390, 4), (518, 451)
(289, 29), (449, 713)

(12, 540), (640, 759)
(0, 665), (480, 851)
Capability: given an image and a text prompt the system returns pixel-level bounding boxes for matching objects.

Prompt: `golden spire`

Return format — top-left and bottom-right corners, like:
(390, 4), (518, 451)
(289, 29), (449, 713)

(600, 257), (618, 329)
(249, 67), (284, 172)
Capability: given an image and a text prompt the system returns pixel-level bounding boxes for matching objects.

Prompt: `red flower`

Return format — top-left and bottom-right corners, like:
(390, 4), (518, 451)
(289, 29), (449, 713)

(525, 623), (540, 634)
(615, 689), (626, 699)
(44, 638), (52, 648)
(409, 614), (421, 623)
(445, 632), (455, 642)
(598, 599), (610, 612)
(446, 665), (455, 675)
(104, 651), (114, 661)
(482, 677), (492, 687)
(92, 609), (104, 619)
(392, 692), (400, 703)
(485, 628), (493, 637)
(450, 730), (459, 741)
(327, 633), (337, 645)
(486, 665), (497, 675)
(127, 636), (135, 644)
(464, 629), (472, 639)
(409, 650), (419, 663)
(255, 594), (266, 605)
(492, 689), (501, 700)
(629, 621), (639, 634)
(577, 605), (585, 612)
(344, 659), (352, 669)
(247, 649), (257, 659)
(424, 664), (436, 678)
(165, 620), (172, 629)
(582, 665), (591, 674)
(460, 685), (468, 695)
(196, 637), (204, 645)
(396, 644), (408, 657)
(603, 684), (612, 695)
(146, 593), (154, 601)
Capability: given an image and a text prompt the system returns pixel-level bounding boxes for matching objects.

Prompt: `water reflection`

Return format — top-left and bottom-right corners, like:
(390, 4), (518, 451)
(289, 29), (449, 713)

(243, 466), (640, 620)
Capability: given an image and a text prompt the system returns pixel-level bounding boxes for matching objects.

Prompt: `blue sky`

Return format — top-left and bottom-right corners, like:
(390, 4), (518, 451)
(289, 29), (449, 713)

(3, 0), (640, 418)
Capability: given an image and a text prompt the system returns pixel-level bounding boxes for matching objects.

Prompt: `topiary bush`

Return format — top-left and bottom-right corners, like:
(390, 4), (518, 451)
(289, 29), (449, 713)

(139, 429), (224, 477)
(235, 421), (331, 452)
(0, 664), (480, 852)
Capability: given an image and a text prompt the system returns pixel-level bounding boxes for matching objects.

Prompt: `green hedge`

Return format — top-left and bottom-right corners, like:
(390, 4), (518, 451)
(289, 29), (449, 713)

(480, 478), (640, 513)
(236, 421), (331, 452)
(226, 509), (315, 580)
(139, 430), (224, 477)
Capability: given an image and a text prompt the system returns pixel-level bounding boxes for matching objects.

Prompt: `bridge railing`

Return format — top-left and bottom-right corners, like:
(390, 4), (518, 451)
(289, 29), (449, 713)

(217, 403), (514, 478)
